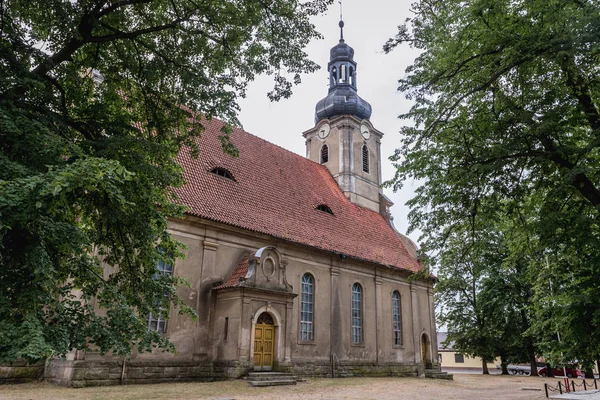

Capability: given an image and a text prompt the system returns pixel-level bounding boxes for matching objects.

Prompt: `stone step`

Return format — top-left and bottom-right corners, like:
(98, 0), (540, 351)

(247, 372), (296, 381)
(425, 371), (453, 380)
(248, 379), (297, 387)
(248, 372), (294, 377)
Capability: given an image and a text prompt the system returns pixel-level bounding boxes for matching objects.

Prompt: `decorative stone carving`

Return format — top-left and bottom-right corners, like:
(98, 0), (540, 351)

(241, 246), (293, 293)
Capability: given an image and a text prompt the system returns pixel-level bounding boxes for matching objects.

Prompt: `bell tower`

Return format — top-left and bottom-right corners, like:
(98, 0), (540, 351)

(303, 20), (388, 215)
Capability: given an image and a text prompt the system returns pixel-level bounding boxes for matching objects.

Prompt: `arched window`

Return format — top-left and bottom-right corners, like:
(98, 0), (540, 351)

(340, 64), (346, 83)
(352, 283), (363, 344)
(362, 145), (369, 173)
(349, 66), (354, 86)
(392, 291), (402, 346)
(320, 144), (329, 164)
(300, 273), (314, 341)
(331, 67), (337, 85)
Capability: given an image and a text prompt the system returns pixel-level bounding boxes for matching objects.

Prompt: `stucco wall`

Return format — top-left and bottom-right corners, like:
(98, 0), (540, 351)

(47, 214), (437, 386)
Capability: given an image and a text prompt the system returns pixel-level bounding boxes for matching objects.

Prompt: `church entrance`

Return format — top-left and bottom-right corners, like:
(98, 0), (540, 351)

(253, 312), (275, 371)
(421, 333), (432, 369)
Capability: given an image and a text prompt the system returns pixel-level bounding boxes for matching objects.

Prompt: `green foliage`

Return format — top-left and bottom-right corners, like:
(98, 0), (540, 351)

(387, 0), (600, 368)
(0, 0), (332, 362)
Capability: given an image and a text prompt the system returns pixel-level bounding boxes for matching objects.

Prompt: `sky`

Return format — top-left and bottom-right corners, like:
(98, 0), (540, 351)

(237, 0), (423, 243)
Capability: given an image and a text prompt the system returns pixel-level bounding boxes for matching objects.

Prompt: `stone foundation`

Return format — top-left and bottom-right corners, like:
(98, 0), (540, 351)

(31, 358), (421, 387)
(0, 360), (45, 384)
(45, 358), (215, 387)
(213, 360), (253, 379)
(282, 361), (418, 378)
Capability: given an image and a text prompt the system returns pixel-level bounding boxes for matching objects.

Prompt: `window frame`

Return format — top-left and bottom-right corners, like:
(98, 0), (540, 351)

(299, 273), (315, 342)
(454, 354), (465, 363)
(392, 290), (402, 347)
(209, 167), (235, 181)
(351, 283), (363, 345)
(147, 257), (174, 334)
(320, 144), (329, 164)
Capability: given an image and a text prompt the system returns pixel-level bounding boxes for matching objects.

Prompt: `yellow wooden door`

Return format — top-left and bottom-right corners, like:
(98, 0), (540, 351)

(253, 323), (274, 371)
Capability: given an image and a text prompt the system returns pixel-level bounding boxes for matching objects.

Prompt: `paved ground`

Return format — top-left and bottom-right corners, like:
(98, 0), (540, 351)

(0, 374), (563, 400)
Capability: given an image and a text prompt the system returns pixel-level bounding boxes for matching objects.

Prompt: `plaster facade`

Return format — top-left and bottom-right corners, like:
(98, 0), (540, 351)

(44, 215), (438, 386)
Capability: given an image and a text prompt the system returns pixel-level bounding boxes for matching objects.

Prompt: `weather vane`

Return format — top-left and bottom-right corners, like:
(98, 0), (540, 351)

(338, 0), (344, 42)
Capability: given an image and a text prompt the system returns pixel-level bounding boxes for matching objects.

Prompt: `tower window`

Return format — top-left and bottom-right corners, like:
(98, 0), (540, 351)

(349, 66), (354, 86)
(331, 67), (337, 85)
(320, 144), (329, 164)
(210, 167), (235, 181)
(315, 204), (334, 215)
(362, 145), (369, 173)
(340, 64), (346, 83)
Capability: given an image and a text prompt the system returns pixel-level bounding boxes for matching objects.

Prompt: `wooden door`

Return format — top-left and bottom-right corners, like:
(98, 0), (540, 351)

(253, 323), (274, 371)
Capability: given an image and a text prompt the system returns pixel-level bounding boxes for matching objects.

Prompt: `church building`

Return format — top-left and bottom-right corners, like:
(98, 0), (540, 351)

(45, 22), (441, 387)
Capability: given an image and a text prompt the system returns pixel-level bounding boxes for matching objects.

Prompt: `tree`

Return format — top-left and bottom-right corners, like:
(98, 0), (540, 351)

(385, 0), (600, 371)
(436, 214), (538, 375)
(435, 226), (497, 374)
(0, 0), (332, 362)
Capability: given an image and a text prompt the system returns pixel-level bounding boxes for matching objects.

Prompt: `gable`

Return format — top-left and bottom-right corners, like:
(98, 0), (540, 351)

(174, 119), (422, 273)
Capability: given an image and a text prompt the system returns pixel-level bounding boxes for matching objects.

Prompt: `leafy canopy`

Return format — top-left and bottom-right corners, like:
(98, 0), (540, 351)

(0, 0), (332, 362)
(386, 0), (600, 368)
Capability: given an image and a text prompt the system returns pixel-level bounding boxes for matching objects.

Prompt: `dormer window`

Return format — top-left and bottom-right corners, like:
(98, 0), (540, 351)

(209, 167), (235, 181)
(316, 204), (334, 215)
(320, 144), (329, 164)
(362, 145), (369, 173)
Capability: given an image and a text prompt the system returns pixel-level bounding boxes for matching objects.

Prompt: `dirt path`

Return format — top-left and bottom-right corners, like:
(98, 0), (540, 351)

(0, 374), (553, 400)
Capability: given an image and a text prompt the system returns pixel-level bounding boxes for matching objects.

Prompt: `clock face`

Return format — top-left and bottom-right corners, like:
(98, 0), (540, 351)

(360, 124), (371, 140)
(318, 123), (331, 140)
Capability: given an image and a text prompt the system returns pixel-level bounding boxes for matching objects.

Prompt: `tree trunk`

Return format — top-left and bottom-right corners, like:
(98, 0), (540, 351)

(546, 363), (554, 378)
(596, 359), (600, 378)
(527, 341), (538, 377)
(585, 368), (594, 378)
(500, 353), (509, 375)
(482, 358), (490, 374)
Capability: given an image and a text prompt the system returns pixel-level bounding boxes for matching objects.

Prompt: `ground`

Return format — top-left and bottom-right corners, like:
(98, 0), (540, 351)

(0, 375), (561, 400)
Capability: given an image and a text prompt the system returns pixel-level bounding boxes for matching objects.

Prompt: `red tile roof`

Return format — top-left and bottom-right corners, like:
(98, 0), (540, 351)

(213, 256), (250, 290)
(174, 119), (422, 273)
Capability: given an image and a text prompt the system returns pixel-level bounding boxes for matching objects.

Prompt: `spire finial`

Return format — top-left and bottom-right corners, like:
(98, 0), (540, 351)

(339, 0), (344, 42)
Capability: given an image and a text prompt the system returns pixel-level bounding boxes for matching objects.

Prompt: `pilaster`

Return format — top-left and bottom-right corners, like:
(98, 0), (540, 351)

(375, 275), (383, 364)
(410, 284), (420, 364)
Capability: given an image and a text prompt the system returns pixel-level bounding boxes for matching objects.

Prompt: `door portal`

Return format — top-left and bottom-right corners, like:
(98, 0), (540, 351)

(421, 333), (432, 369)
(253, 312), (275, 371)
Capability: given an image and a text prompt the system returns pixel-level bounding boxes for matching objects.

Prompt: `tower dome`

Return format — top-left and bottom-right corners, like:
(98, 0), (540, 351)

(314, 21), (372, 124)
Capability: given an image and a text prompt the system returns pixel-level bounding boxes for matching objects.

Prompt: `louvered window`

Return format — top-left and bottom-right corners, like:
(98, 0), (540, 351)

(362, 145), (369, 173)
(352, 283), (363, 344)
(320, 144), (329, 164)
(300, 274), (314, 341)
